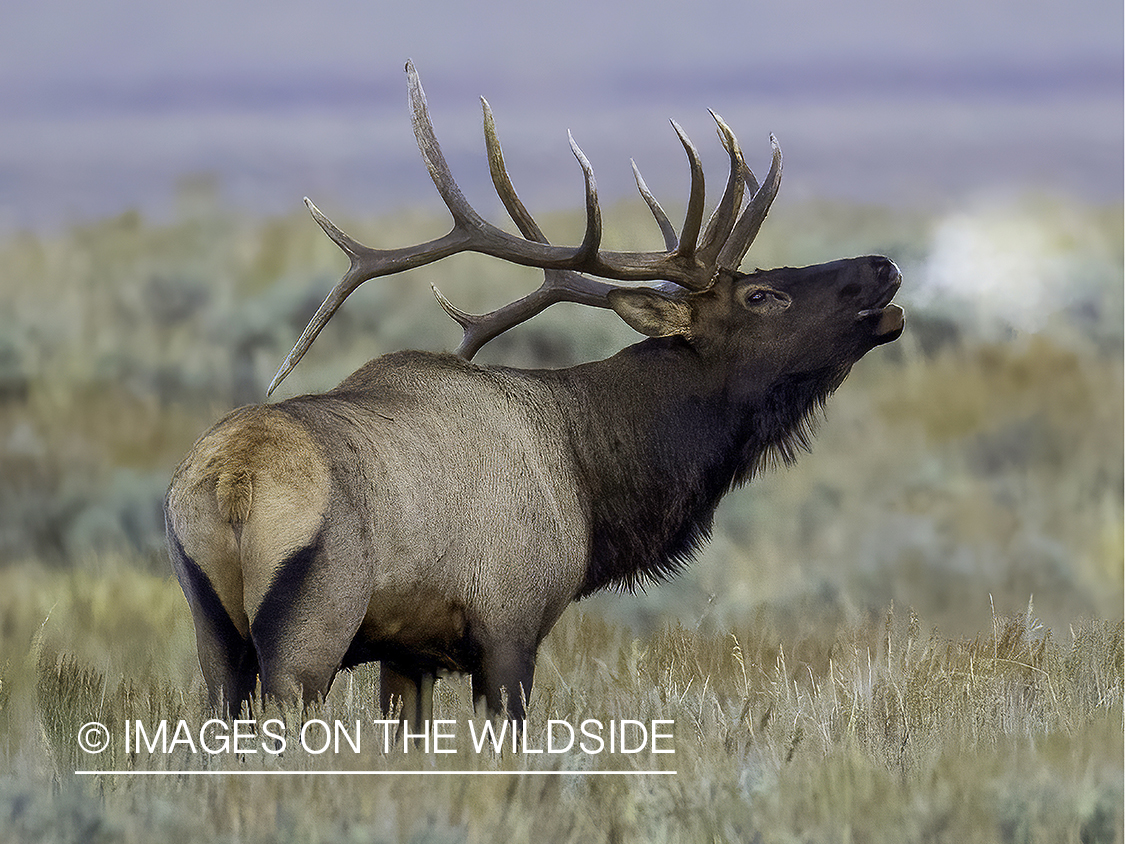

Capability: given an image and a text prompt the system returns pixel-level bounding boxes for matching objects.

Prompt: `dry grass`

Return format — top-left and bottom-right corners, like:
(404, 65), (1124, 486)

(0, 559), (1119, 843)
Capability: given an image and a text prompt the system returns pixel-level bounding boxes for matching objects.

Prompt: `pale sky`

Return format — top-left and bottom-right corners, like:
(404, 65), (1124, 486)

(1, 0), (1120, 230)
(3, 0), (1118, 105)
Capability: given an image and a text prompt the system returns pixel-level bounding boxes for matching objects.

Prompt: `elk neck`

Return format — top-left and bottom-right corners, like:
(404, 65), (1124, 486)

(544, 336), (849, 596)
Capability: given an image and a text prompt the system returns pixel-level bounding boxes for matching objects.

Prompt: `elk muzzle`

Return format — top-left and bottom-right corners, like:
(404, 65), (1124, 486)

(857, 259), (904, 345)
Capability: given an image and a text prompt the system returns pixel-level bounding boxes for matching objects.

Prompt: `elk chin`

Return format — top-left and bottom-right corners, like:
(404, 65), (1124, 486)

(858, 303), (905, 347)
(874, 304), (905, 343)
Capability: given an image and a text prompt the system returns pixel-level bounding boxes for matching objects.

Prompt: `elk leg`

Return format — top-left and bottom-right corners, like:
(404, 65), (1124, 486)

(478, 645), (535, 723)
(248, 532), (372, 709)
(255, 652), (335, 708)
(168, 530), (258, 718)
(193, 618), (258, 719)
(216, 639), (258, 719)
(252, 611), (342, 708)
(251, 602), (356, 709)
(471, 672), (487, 715)
(380, 665), (435, 730)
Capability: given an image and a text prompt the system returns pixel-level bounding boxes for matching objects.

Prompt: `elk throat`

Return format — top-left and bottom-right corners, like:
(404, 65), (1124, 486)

(559, 345), (853, 596)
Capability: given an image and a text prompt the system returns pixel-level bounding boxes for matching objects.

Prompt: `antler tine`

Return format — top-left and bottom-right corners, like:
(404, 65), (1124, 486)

(697, 111), (747, 267)
(404, 61), (601, 272)
(717, 134), (783, 273)
(669, 121), (706, 265)
(270, 63), (595, 394)
(631, 159), (678, 251)
(407, 60), (698, 284)
(434, 270), (620, 360)
(432, 283), (476, 329)
(740, 160), (761, 199)
(305, 196), (370, 258)
(481, 97), (548, 244)
(407, 63), (484, 232)
(567, 132), (603, 264)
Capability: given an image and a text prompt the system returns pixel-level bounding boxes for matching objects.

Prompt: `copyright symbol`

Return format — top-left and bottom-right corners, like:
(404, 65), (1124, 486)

(78, 722), (110, 754)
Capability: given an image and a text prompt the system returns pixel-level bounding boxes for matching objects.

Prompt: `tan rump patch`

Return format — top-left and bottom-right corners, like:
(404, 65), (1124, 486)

(168, 405), (332, 628)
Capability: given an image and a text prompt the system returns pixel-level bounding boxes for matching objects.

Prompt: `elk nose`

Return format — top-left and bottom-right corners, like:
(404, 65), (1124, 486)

(877, 257), (902, 287)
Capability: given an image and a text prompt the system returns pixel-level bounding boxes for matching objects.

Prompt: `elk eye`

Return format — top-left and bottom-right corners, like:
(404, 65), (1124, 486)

(742, 288), (791, 313)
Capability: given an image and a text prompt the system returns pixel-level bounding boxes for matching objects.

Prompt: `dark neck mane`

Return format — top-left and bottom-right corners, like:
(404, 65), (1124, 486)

(554, 339), (849, 595)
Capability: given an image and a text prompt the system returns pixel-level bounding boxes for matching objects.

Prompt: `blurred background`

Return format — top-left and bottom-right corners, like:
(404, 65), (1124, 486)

(1, 0), (1122, 231)
(0, 0), (1121, 637)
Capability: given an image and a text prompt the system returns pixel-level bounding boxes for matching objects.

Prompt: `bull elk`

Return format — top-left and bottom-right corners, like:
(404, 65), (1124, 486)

(165, 61), (904, 725)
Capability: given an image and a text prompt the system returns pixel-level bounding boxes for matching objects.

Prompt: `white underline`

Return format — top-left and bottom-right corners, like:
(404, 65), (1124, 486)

(76, 769), (676, 776)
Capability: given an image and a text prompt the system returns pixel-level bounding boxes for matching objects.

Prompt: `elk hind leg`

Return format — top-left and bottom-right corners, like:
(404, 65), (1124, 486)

(247, 537), (361, 709)
(197, 627), (258, 718)
(168, 530), (258, 717)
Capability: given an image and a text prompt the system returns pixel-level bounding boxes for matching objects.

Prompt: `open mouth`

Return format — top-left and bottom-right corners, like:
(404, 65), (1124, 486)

(857, 261), (905, 343)
(863, 303), (905, 338)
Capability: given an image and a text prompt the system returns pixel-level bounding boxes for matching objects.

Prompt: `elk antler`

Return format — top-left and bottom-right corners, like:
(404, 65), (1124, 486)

(267, 60), (782, 395)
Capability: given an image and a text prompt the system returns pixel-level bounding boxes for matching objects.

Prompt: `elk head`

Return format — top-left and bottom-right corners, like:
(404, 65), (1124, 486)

(608, 258), (903, 397)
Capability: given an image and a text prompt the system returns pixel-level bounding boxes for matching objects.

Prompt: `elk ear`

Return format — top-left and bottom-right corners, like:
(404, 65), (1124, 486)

(607, 288), (693, 338)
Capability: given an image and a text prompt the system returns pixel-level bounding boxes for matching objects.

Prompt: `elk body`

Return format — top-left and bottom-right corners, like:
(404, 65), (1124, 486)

(165, 62), (904, 724)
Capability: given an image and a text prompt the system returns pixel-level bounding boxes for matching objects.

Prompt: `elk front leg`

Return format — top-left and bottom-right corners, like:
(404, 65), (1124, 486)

(475, 643), (536, 724)
(380, 664), (434, 729)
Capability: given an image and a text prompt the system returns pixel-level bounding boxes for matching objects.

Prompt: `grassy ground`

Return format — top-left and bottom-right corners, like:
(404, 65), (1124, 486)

(0, 561), (1120, 843)
(0, 192), (1121, 841)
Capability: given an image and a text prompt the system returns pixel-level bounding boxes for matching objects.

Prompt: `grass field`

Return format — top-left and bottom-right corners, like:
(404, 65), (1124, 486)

(2, 564), (1121, 843)
(0, 191), (1121, 841)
